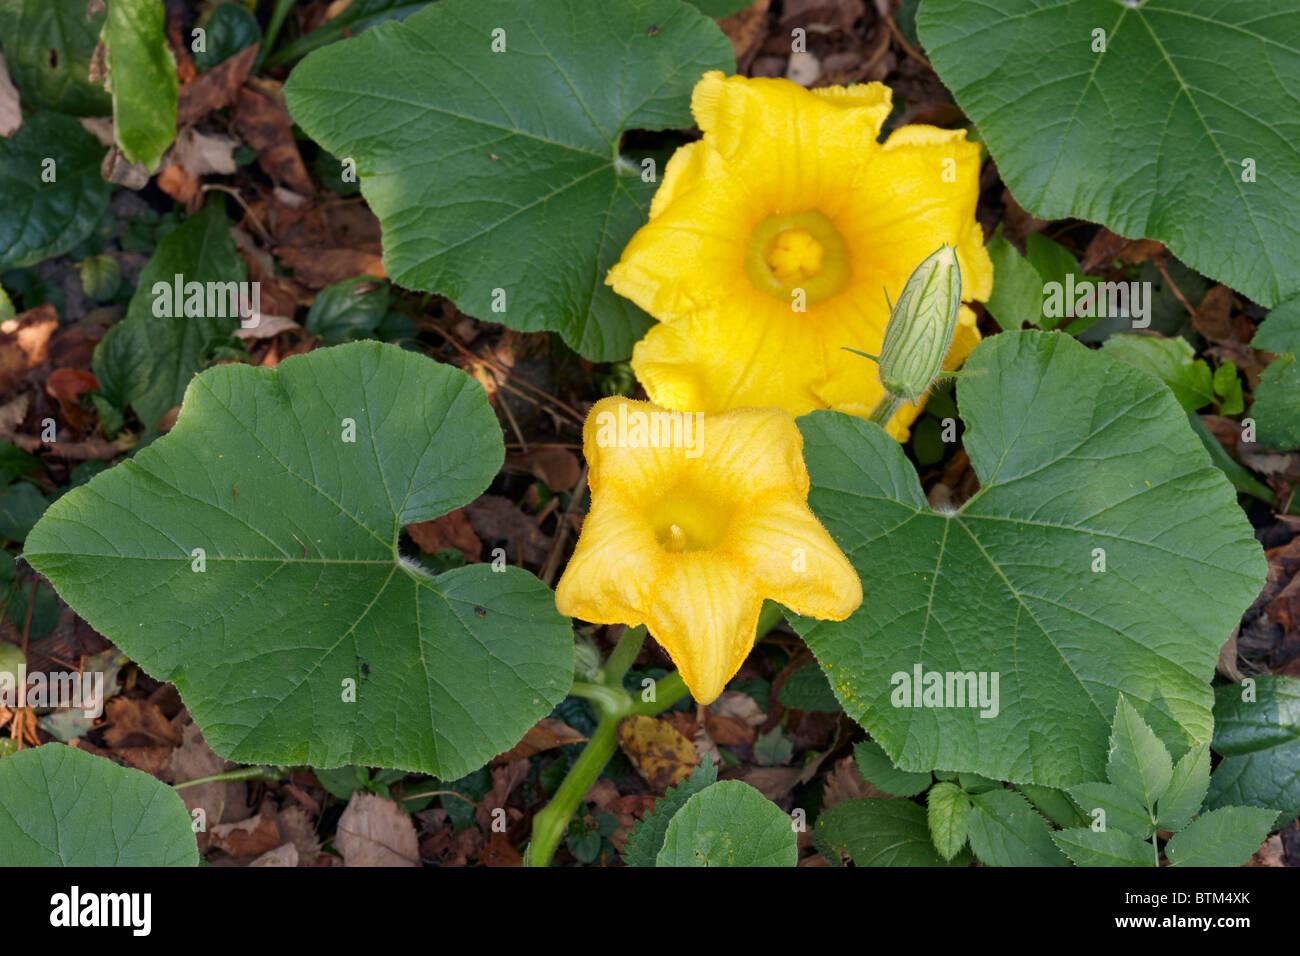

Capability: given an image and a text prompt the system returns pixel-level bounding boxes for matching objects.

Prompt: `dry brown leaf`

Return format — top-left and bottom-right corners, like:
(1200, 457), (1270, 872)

(406, 509), (482, 560)
(739, 766), (804, 802)
(45, 368), (98, 431)
(275, 805), (320, 863)
(821, 754), (890, 810)
(476, 831), (523, 866)
(232, 313), (301, 341)
(712, 690), (765, 725)
(157, 164), (200, 203)
(492, 716), (586, 763)
(0, 305), (58, 388)
(463, 494), (551, 565)
(162, 719), (247, 831)
(249, 843), (299, 867)
(1248, 833), (1285, 867)
(720, 0), (771, 70)
(475, 758), (529, 830)
(276, 245), (386, 288)
(419, 824), (483, 866)
(100, 145), (150, 189)
(102, 696), (182, 749)
(505, 446), (581, 492)
(618, 714), (699, 793)
(210, 812), (281, 858)
(234, 86), (314, 197)
(177, 44), (258, 125)
(335, 792), (419, 867)
(171, 127), (238, 177)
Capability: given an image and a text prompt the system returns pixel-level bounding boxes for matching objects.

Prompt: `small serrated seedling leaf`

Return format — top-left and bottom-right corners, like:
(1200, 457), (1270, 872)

(1107, 696), (1173, 814)
(1069, 781), (1155, 839)
(927, 782), (972, 860)
(1156, 745), (1211, 832)
(1017, 783), (1087, 829)
(1165, 806), (1279, 867)
(966, 788), (1068, 867)
(1051, 827), (1154, 868)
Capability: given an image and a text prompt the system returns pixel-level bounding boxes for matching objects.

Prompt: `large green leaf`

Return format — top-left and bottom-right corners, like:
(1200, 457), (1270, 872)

(1207, 675), (1300, 825)
(104, 0), (178, 171)
(795, 331), (1266, 788)
(0, 0), (111, 115)
(25, 341), (574, 779)
(853, 739), (931, 797)
(655, 780), (796, 866)
(0, 112), (113, 271)
(0, 744), (196, 866)
(918, 0), (1300, 308)
(814, 797), (966, 866)
(284, 0), (734, 360)
(1250, 296), (1300, 451)
(92, 202), (247, 432)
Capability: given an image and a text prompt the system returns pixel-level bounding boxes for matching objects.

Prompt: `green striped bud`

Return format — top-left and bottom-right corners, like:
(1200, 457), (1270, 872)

(876, 244), (963, 404)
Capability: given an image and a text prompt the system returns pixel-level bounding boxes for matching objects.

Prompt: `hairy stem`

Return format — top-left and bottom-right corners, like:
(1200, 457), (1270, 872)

(867, 394), (903, 428)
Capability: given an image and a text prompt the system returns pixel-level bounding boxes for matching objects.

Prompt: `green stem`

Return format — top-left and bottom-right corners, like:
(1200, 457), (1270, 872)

(174, 765), (283, 790)
(629, 670), (690, 716)
(528, 604), (781, 866)
(525, 702), (625, 867)
(599, 625), (646, 686)
(261, 0), (297, 62)
(568, 680), (630, 715)
(867, 394), (903, 428)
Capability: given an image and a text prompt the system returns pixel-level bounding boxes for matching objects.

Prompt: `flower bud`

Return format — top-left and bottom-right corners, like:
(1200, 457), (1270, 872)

(876, 244), (963, 403)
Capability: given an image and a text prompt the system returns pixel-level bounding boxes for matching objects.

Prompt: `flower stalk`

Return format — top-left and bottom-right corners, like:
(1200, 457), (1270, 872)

(526, 606), (784, 866)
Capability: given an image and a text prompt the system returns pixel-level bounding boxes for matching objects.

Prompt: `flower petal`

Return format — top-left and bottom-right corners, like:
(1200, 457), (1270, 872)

(692, 71), (893, 167)
(555, 498), (659, 626)
(642, 552), (763, 705)
(632, 304), (828, 415)
(582, 396), (691, 497)
(724, 496), (862, 620)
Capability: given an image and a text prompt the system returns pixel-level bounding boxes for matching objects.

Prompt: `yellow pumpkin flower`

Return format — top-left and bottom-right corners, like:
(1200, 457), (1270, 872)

(555, 397), (861, 705)
(608, 71), (994, 440)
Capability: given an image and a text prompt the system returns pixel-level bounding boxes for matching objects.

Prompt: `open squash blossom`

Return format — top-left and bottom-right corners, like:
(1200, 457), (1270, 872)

(555, 397), (861, 704)
(607, 71), (994, 440)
